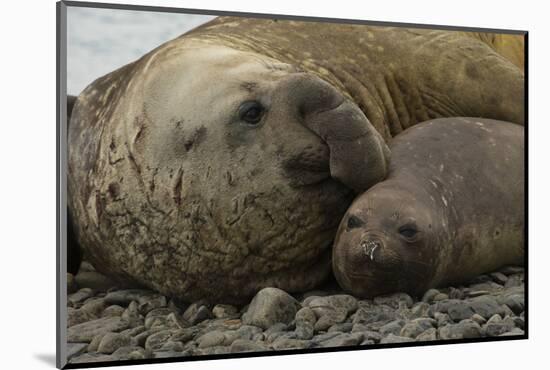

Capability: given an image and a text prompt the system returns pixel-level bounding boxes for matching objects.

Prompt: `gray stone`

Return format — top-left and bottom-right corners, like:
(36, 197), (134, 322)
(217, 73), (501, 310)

(144, 329), (174, 351)
(439, 320), (481, 340)
(68, 316), (129, 343)
(379, 320), (406, 336)
(111, 346), (150, 360)
(121, 301), (143, 326)
(75, 271), (117, 291)
(87, 334), (106, 352)
(196, 330), (227, 348)
(315, 333), (363, 348)
(312, 332), (341, 343)
(433, 312), (452, 327)
(485, 317), (516, 337)
(499, 328), (524, 336)
(314, 312), (347, 332)
(133, 330), (152, 347)
(448, 288), (464, 300)
(448, 302), (475, 322)
(138, 294), (167, 315)
(68, 288), (94, 306)
(242, 288), (300, 330)
(490, 272), (509, 285)
(160, 341), (184, 352)
(230, 339), (269, 353)
(409, 302), (430, 319)
(67, 343), (87, 359)
(352, 308), (396, 326)
(236, 325), (263, 339)
(469, 282), (503, 292)
(81, 298), (107, 318)
(380, 334), (414, 344)
(433, 293), (449, 301)
(196, 346), (231, 355)
(183, 303), (212, 325)
(416, 328), (438, 341)
(471, 314), (487, 325)
(271, 337), (310, 350)
(212, 304), (239, 319)
(468, 296), (505, 319)
(465, 290), (491, 298)
(104, 289), (154, 306)
(295, 307), (316, 339)
(171, 327), (199, 343)
(500, 294), (524, 314)
(69, 353), (116, 364)
(422, 289), (440, 303)
(374, 293), (413, 309)
(307, 295), (358, 317)
(98, 332), (132, 354)
(400, 318), (436, 338)
(103, 305), (125, 317)
(328, 323), (353, 333)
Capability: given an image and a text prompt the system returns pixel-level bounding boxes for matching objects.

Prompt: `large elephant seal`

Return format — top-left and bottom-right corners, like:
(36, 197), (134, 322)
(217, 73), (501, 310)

(69, 16), (524, 303)
(333, 118), (524, 298)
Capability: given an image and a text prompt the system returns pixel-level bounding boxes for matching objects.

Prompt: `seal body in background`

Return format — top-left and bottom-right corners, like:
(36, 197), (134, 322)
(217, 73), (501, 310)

(333, 117), (524, 298)
(68, 16), (524, 303)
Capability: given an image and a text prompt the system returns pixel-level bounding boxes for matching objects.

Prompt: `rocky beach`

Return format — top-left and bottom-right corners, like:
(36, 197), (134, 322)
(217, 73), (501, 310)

(66, 262), (525, 364)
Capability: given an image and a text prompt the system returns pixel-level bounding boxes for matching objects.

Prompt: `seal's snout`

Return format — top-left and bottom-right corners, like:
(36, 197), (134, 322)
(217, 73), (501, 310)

(360, 239), (382, 262)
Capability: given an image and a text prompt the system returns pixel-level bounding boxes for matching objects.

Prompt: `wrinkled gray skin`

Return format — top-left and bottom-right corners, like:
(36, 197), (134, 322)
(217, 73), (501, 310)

(68, 17), (524, 303)
(333, 118), (524, 298)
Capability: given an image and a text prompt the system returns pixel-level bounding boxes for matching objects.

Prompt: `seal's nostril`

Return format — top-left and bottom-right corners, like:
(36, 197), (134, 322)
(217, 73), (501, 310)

(361, 239), (381, 261)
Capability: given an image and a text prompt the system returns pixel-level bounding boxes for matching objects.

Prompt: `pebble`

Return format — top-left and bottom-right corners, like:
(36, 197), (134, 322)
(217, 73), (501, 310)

(416, 328), (438, 341)
(379, 320), (406, 336)
(447, 302), (475, 322)
(295, 307), (316, 339)
(67, 343), (87, 359)
(328, 323), (353, 333)
(66, 262), (524, 364)
(439, 320), (482, 340)
(212, 304), (239, 319)
(196, 330), (227, 348)
(315, 333), (363, 348)
(242, 288), (300, 330)
(97, 332), (132, 354)
(400, 318), (436, 339)
(68, 288), (94, 306)
(103, 305), (125, 317)
(230, 339), (268, 353)
(68, 316), (129, 343)
(183, 303), (212, 325)
(374, 293), (413, 309)
(468, 296), (505, 319)
(111, 346), (150, 360)
(421, 289), (440, 303)
(104, 289), (154, 306)
(144, 329), (174, 351)
(75, 271), (117, 291)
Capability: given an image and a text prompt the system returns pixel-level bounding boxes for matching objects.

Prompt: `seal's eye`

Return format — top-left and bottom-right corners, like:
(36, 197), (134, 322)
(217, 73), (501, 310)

(398, 225), (418, 240)
(347, 215), (365, 229)
(239, 101), (265, 125)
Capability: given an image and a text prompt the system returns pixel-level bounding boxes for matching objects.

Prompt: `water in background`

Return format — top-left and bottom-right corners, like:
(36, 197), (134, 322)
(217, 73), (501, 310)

(67, 7), (214, 95)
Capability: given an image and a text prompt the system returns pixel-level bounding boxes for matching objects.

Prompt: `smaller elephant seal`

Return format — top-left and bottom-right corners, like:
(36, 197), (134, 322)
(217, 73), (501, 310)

(333, 117), (524, 298)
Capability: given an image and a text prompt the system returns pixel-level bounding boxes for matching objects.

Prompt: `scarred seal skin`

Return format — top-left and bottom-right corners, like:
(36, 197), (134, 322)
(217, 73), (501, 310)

(333, 118), (524, 298)
(68, 16), (524, 303)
